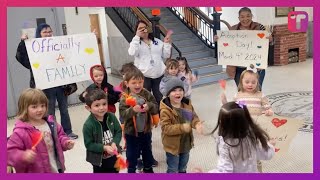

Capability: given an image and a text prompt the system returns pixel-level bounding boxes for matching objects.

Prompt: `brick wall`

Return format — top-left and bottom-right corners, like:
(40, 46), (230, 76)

(273, 24), (307, 65)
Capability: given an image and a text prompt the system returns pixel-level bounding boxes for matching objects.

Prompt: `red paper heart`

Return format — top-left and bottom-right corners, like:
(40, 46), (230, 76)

(271, 118), (287, 128)
(257, 33), (265, 39)
(219, 79), (226, 90)
(275, 148), (280, 152)
(223, 43), (229, 47)
(31, 131), (43, 149)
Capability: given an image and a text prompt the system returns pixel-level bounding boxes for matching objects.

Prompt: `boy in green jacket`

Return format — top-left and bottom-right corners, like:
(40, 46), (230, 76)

(83, 89), (122, 173)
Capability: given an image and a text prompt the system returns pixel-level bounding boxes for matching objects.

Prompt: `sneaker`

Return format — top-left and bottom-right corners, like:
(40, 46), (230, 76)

(152, 159), (158, 167)
(68, 132), (78, 139)
(137, 158), (144, 170)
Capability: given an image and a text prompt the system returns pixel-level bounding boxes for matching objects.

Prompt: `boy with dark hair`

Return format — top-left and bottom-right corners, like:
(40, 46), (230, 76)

(83, 89), (122, 173)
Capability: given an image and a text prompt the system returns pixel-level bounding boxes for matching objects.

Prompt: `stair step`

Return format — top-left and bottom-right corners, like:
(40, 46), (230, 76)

(191, 64), (223, 75)
(182, 56), (216, 67)
(173, 38), (202, 46)
(165, 25), (189, 32)
(160, 16), (178, 22)
(171, 44), (205, 53)
(193, 72), (229, 87)
(171, 32), (194, 40)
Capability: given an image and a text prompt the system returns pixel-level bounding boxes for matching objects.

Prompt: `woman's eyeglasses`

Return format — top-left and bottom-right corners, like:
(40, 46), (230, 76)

(41, 31), (53, 34)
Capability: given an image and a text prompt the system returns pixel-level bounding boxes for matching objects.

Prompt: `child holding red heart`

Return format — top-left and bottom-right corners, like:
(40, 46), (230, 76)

(221, 69), (273, 172)
(207, 102), (275, 173)
(221, 70), (273, 117)
(119, 68), (159, 173)
(176, 56), (198, 99)
(7, 88), (74, 173)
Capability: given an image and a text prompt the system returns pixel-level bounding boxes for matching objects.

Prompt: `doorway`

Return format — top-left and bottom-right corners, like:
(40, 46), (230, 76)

(89, 14), (105, 67)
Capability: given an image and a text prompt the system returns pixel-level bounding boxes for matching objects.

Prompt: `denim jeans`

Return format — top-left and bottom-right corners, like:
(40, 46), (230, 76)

(125, 132), (153, 173)
(43, 86), (72, 134)
(166, 152), (190, 173)
(143, 75), (163, 106)
(234, 67), (266, 90)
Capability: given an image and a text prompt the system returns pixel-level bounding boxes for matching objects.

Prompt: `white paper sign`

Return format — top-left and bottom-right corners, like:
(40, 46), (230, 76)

(21, 28), (36, 38)
(217, 30), (269, 69)
(255, 115), (303, 156)
(25, 33), (101, 90)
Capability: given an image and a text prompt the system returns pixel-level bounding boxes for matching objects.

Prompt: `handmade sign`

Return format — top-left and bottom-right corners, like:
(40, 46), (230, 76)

(25, 33), (100, 89)
(217, 30), (269, 69)
(21, 28), (36, 38)
(255, 115), (303, 156)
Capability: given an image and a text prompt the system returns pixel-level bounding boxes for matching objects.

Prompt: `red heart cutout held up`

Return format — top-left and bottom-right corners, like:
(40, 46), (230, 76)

(272, 118), (287, 128)
(223, 43), (229, 47)
(275, 148), (280, 152)
(257, 33), (265, 39)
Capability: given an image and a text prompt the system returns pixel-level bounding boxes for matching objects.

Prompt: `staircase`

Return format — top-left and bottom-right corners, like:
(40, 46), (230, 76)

(139, 7), (228, 87)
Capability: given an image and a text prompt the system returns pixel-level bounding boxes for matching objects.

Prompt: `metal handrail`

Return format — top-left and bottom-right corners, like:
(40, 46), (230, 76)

(169, 7), (224, 48)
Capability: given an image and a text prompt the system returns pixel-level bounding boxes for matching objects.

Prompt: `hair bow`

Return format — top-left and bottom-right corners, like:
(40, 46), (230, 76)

(247, 64), (257, 73)
(235, 100), (246, 109)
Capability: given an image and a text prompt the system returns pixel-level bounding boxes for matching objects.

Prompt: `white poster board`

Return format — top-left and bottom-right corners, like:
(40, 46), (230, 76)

(25, 33), (100, 90)
(255, 115), (303, 156)
(21, 28), (36, 38)
(217, 30), (269, 69)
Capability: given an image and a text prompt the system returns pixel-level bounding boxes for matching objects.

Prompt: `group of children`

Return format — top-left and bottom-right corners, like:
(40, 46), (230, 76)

(7, 56), (277, 173)
(160, 57), (198, 99)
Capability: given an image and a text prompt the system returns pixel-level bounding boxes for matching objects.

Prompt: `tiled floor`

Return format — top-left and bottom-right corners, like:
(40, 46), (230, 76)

(7, 59), (313, 173)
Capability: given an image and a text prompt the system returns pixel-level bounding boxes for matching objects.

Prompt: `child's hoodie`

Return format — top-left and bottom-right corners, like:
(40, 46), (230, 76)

(79, 65), (121, 113)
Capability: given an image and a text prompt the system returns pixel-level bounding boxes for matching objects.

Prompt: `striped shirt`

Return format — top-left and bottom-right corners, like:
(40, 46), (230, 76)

(234, 91), (271, 117)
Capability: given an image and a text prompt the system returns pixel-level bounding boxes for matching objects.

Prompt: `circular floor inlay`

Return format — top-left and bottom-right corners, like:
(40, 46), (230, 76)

(266, 91), (313, 133)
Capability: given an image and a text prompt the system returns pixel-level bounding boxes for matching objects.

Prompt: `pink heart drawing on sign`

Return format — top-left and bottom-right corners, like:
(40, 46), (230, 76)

(271, 118), (287, 128)
(223, 43), (229, 47)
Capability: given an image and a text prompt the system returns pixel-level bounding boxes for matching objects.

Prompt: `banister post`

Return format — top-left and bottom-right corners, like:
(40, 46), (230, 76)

(149, 16), (161, 39)
(212, 11), (222, 58)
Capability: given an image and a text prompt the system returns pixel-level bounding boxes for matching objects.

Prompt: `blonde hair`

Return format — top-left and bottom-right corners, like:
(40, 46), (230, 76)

(165, 59), (179, 70)
(17, 88), (48, 121)
(238, 70), (260, 92)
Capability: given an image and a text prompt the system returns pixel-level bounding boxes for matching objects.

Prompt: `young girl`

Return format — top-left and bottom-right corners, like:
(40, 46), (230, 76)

(209, 101), (275, 173)
(7, 88), (75, 173)
(79, 64), (121, 113)
(176, 57), (198, 99)
(221, 70), (273, 172)
(119, 68), (159, 173)
(159, 59), (180, 96)
(160, 77), (203, 173)
(221, 70), (273, 117)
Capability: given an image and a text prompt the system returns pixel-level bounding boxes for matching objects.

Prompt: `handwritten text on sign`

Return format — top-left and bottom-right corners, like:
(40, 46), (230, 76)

(217, 30), (269, 69)
(255, 115), (303, 156)
(25, 33), (101, 90)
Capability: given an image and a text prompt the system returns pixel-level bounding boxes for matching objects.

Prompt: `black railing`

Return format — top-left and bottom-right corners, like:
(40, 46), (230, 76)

(112, 8), (139, 33)
(169, 7), (218, 49)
